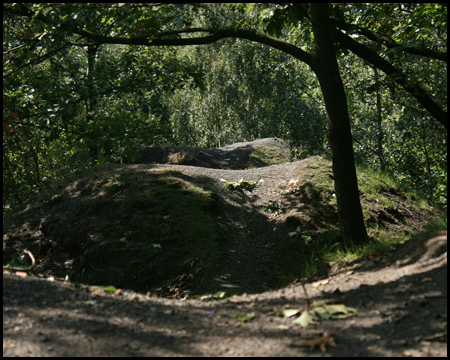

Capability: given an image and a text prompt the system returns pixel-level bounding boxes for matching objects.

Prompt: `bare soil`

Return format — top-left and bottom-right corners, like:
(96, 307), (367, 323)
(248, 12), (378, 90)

(3, 138), (447, 356)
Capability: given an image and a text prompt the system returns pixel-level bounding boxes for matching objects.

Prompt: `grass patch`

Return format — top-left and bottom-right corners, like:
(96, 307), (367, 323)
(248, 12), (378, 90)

(272, 228), (344, 286)
(422, 215), (447, 233)
(273, 212), (446, 288)
(270, 159), (444, 287)
(357, 165), (433, 211)
(249, 146), (289, 167)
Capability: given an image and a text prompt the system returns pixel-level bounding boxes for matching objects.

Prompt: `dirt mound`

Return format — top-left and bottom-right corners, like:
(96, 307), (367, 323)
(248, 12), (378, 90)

(134, 137), (291, 169)
(3, 146), (440, 297)
(3, 138), (446, 356)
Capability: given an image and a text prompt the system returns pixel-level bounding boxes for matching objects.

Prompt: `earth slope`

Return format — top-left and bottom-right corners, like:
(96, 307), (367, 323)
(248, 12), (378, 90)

(3, 138), (446, 356)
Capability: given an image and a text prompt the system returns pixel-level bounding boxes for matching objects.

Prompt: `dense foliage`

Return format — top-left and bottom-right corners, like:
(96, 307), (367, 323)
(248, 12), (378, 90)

(165, 40), (326, 152)
(3, 3), (447, 215)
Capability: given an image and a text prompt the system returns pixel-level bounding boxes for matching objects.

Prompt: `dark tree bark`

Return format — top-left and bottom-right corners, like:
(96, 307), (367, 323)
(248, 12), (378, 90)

(308, 4), (368, 245)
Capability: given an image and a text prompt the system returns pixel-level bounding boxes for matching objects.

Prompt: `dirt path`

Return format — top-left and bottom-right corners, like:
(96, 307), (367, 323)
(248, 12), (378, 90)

(3, 138), (447, 356)
(3, 231), (446, 356)
(161, 156), (323, 295)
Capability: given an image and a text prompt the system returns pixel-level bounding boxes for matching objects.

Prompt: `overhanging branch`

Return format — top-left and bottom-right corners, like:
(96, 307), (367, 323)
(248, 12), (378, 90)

(76, 27), (317, 69)
(333, 29), (447, 127)
(332, 18), (447, 62)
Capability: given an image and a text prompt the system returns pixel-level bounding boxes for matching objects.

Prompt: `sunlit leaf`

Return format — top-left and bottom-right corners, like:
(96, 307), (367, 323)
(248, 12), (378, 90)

(292, 310), (318, 327)
(278, 308), (302, 317)
(313, 304), (357, 319)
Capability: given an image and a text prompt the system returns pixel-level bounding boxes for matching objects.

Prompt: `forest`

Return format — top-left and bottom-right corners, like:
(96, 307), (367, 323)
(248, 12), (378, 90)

(3, 3), (447, 240)
(2, 4), (448, 356)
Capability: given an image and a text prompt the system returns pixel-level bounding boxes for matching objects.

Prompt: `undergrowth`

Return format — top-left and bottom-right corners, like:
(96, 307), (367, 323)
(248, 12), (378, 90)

(271, 161), (445, 287)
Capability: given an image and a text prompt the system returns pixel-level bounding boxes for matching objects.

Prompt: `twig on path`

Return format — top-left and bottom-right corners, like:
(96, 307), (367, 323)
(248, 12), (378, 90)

(3, 249), (36, 273)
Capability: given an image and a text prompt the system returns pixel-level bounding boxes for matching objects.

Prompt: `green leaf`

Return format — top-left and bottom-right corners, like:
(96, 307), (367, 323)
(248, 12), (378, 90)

(213, 290), (237, 298)
(103, 285), (117, 293)
(288, 226), (302, 237)
(245, 4), (254, 12)
(214, 291), (227, 298)
(264, 201), (281, 213)
(233, 312), (257, 322)
(220, 178), (258, 190)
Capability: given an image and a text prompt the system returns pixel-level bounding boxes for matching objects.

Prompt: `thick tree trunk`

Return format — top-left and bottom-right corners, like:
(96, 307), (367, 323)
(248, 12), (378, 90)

(309, 4), (368, 245)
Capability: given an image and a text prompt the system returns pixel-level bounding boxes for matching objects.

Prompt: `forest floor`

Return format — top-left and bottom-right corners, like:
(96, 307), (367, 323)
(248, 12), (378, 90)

(3, 138), (447, 356)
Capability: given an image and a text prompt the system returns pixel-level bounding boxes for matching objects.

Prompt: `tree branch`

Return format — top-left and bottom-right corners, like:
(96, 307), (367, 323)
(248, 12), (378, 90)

(333, 29), (447, 127)
(4, 3), (445, 127)
(3, 42), (71, 79)
(332, 18), (447, 62)
(76, 27), (317, 69)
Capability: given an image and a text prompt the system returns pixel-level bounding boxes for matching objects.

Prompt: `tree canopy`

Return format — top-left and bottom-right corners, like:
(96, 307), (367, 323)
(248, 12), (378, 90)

(3, 3), (447, 243)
